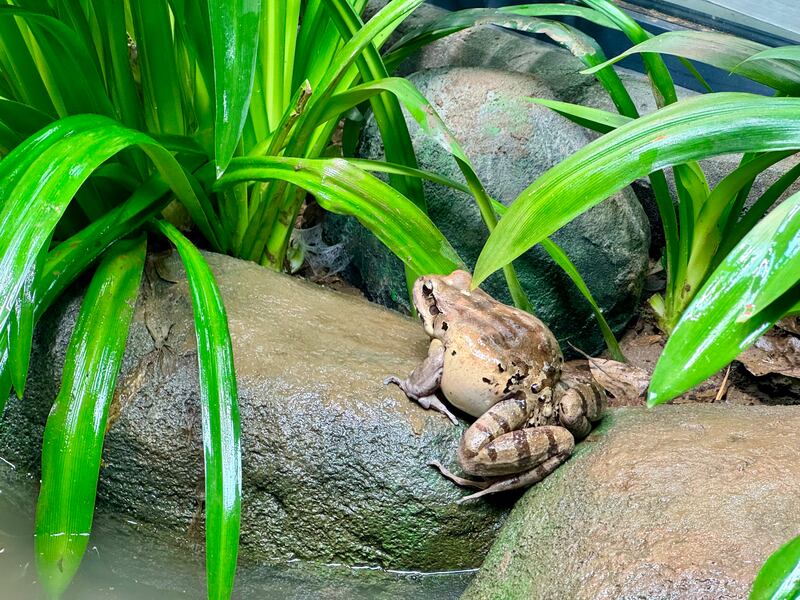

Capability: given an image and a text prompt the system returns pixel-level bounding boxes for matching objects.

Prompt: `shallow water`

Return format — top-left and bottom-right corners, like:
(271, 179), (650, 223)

(0, 464), (473, 599)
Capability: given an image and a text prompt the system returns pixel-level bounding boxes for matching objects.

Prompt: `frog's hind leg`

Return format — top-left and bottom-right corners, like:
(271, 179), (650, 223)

(454, 453), (569, 504)
(438, 395), (574, 502)
(428, 461), (490, 490)
(384, 339), (458, 425)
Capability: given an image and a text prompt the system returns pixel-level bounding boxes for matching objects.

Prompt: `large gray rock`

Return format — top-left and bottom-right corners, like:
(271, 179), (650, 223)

(463, 405), (800, 600)
(328, 67), (650, 354)
(0, 251), (509, 570)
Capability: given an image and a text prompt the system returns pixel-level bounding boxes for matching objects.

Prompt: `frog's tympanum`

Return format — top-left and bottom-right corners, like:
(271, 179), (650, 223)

(385, 270), (605, 503)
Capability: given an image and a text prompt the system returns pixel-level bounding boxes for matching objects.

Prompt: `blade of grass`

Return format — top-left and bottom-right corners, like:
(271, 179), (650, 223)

(0, 6), (115, 118)
(0, 114), (222, 341)
(751, 536), (800, 600)
(313, 75), (532, 310)
(153, 219), (241, 600)
(527, 98), (632, 134)
(384, 4), (619, 69)
(0, 11), (56, 115)
(583, 31), (800, 95)
(129, 0), (185, 134)
(35, 235), (146, 599)
(722, 160), (800, 259)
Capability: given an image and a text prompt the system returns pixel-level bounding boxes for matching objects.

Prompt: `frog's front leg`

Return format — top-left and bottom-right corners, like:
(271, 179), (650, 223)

(384, 339), (458, 425)
(433, 394), (575, 503)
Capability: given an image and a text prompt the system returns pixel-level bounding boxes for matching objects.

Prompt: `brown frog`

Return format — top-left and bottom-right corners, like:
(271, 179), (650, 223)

(385, 270), (605, 503)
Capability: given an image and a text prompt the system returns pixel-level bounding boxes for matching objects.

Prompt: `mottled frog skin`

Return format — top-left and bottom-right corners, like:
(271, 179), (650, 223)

(385, 270), (605, 503)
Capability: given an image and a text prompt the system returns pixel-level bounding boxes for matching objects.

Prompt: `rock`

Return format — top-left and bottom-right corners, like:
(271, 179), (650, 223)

(0, 251), (510, 570)
(327, 67), (650, 355)
(462, 404), (800, 600)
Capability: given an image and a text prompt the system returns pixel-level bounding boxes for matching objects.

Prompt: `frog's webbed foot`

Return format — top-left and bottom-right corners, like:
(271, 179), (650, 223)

(454, 453), (569, 504)
(428, 461), (490, 490)
(384, 340), (458, 424)
(419, 395), (459, 425)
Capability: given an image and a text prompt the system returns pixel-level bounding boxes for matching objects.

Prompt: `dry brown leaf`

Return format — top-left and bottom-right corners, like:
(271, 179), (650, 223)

(587, 358), (651, 406)
(737, 327), (800, 379)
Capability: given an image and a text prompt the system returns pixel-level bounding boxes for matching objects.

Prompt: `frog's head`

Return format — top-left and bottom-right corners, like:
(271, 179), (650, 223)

(412, 270), (473, 338)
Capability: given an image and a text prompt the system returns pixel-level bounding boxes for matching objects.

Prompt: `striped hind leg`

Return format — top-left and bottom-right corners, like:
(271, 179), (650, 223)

(431, 395), (575, 501)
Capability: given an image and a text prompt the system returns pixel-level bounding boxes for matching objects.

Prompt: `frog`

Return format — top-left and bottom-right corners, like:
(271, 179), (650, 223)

(384, 270), (605, 503)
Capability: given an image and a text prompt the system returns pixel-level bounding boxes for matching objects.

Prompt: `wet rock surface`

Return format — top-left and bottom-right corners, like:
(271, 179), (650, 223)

(462, 404), (800, 600)
(327, 66), (650, 355)
(0, 251), (510, 570)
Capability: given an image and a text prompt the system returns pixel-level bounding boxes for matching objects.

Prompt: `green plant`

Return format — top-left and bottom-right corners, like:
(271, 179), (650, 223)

(751, 535), (800, 600)
(473, 13), (800, 337)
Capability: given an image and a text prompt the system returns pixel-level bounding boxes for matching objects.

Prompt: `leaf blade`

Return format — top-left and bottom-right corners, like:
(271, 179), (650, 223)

(35, 236), (146, 598)
(153, 220), (241, 600)
(472, 93), (800, 287)
(648, 190), (800, 405)
(208, 0), (261, 175)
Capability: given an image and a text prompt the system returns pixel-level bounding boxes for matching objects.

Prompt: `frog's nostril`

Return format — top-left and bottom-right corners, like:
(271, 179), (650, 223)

(422, 280), (433, 295)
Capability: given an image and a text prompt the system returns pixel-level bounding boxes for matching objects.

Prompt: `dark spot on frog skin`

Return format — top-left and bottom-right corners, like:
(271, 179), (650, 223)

(497, 363), (506, 373)
(441, 321), (448, 330)
(482, 377), (491, 384)
(451, 350), (457, 356)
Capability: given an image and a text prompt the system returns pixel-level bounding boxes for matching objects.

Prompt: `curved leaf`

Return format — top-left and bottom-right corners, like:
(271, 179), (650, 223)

(472, 93), (800, 287)
(751, 536), (800, 600)
(208, 0), (261, 175)
(0, 114), (221, 343)
(153, 220), (241, 600)
(648, 190), (800, 405)
(217, 156), (464, 278)
(743, 46), (800, 66)
(384, 4), (620, 69)
(318, 75), (531, 309)
(583, 31), (800, 95)
(35, 236), (146, 599)
(527, 98), (631, 134)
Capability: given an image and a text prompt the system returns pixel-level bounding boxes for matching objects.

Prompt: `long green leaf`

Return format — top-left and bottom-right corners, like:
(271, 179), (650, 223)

(527, 98), (632, 134)
(153, 219), (241, 600)
(472, 93), (800, 288)
(35, 236), (146, 599)
(208, 0), (261, 175)
(584, 31), (800, 95)
(0, 5), (115, 119)
(0, 115), (221, 344)
(218, 156), (465, 278)
(490, 201), (623, 360)
(648, 190), (800, 406)
(384, 4), (620, 70)
(751, 536), (800, 600)
(742, 45), (800, 66)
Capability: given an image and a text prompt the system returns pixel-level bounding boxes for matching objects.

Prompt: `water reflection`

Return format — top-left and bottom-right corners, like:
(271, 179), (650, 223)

(0, 465), (473, 599)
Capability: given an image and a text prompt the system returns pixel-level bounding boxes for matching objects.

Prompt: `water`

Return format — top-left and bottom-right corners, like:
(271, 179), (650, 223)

(0, 465), (473, 599)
